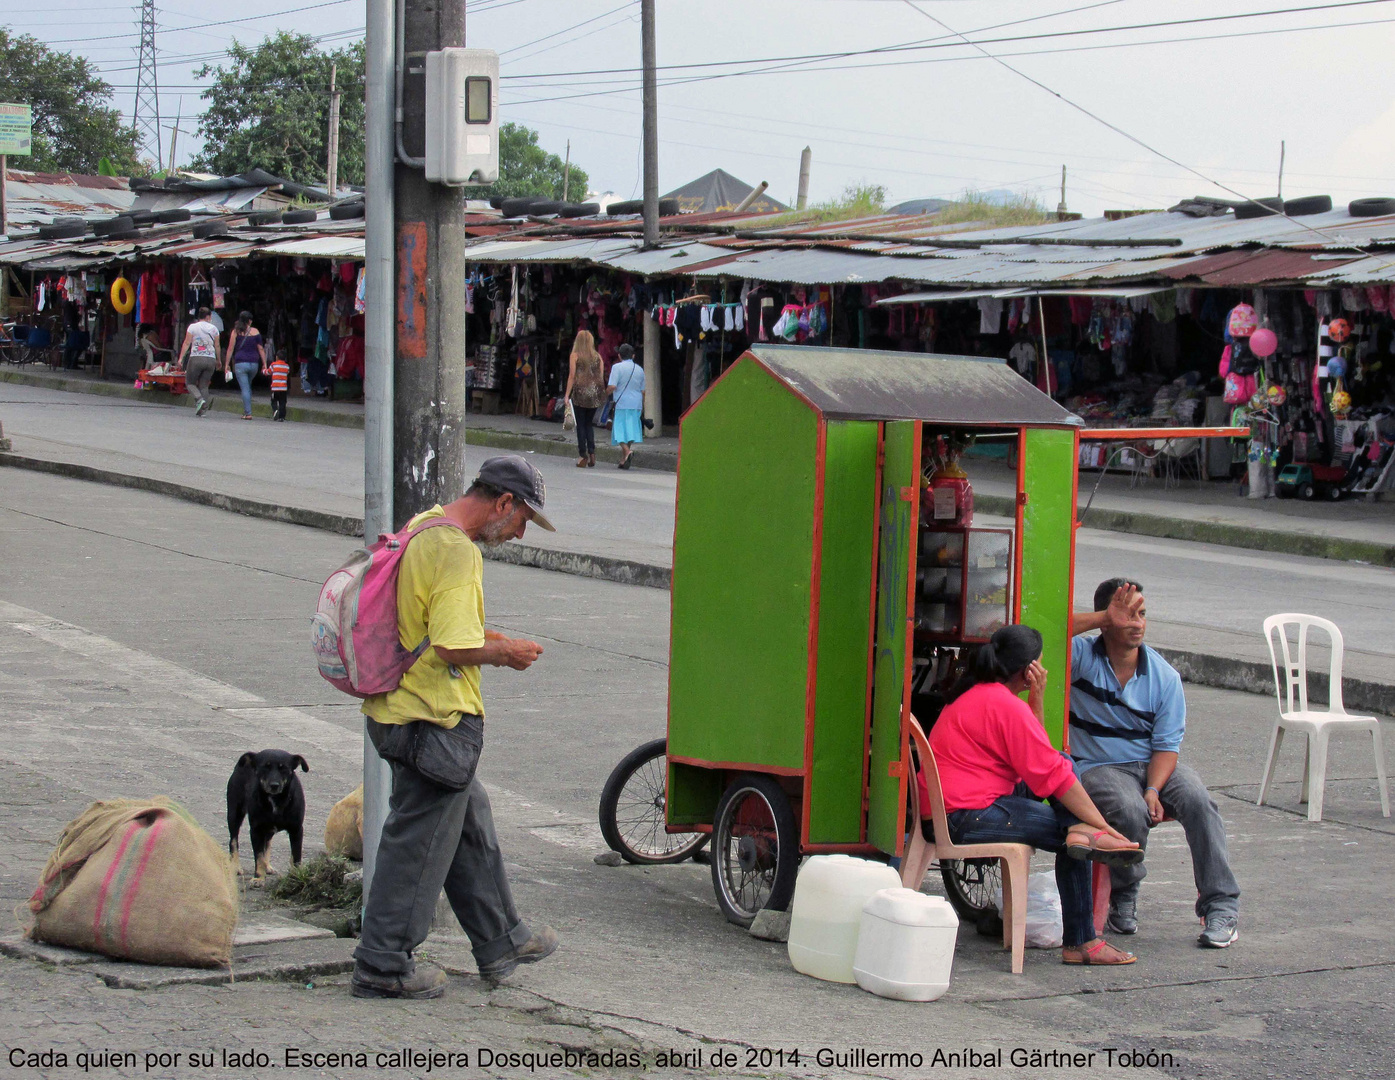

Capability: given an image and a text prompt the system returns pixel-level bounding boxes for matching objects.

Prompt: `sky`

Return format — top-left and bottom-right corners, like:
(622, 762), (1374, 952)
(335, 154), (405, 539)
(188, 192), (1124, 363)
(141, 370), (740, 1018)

(8, 0), (1395, 218)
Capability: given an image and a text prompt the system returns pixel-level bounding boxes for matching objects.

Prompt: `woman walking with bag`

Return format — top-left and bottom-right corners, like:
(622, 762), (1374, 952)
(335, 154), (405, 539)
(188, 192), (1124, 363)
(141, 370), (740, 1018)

(564, 329), (605, 468)
(606, 344), (646, 469)
(223, 310), (266, 419)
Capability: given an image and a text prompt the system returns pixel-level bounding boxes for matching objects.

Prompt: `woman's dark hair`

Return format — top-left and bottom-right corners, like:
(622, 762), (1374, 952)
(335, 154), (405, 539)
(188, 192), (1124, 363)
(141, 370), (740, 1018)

(946, 624), (1044, 702)
(196, 306), (211, 319)
(237, 310), (253, 327)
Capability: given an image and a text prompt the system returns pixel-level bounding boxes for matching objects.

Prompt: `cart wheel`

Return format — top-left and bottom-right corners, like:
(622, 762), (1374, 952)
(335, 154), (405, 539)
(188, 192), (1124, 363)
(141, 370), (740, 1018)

(940, 858), (1002, 921)
(710, 773), (799, 927)
(1326, 484), (1344, 501)
(598, 738), (707, 865)
(1298, 482), (1316, 500)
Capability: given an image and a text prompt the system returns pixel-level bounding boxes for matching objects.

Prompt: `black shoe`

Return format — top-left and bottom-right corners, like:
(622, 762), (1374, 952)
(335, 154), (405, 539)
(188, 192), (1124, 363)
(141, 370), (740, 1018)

(477, 926), (558, 981)
(1105, 896), (1138, 935)
(351, 962), (447, 999)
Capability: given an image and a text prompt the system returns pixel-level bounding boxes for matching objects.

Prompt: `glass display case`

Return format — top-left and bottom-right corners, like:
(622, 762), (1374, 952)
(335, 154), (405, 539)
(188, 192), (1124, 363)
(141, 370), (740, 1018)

(915, 525), (1013, 644)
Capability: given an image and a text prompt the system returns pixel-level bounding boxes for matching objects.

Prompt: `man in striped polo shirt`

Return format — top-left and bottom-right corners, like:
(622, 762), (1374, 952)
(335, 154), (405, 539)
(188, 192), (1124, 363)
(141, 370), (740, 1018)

(1070, 578), (1241, 948)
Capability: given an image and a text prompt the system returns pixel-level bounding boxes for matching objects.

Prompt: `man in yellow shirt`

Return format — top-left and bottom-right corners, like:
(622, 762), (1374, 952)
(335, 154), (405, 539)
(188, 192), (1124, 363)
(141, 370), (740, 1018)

(353, 456), (558, 999)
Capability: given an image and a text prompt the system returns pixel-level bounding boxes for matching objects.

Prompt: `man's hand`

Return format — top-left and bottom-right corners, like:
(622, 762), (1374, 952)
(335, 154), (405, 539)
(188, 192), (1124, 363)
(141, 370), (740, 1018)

(1144, 787), (1165, 824)
(1104, 584), (1145, 631)
(498, 637), (543, 671)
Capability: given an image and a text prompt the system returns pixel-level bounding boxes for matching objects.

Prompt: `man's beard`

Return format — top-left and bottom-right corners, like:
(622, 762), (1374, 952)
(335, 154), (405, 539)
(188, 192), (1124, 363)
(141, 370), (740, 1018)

(476, 515), (516, 546)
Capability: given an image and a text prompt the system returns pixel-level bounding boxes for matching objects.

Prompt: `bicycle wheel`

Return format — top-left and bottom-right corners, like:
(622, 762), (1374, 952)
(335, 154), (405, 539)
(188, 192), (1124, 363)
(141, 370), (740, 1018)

(598, 738), (707, 865)
(710, 773), (799, 927)
(940, 858), (1002, 921)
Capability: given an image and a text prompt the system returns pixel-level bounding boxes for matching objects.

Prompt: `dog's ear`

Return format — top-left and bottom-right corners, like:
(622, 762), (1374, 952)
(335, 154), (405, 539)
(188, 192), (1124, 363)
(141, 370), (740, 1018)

(292, 755), (309, 773)
(236, 752), (257, 769)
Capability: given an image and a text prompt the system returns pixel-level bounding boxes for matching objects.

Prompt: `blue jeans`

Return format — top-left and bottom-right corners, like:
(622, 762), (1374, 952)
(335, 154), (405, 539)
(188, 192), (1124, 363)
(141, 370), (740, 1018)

(233, 361), (259, 415)
(947, 795), (1094, 947)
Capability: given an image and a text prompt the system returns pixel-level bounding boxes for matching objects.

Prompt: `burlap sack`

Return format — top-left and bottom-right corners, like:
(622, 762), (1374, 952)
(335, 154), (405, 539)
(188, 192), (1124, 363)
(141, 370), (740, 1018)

(324, 784), (364, 860)
(28, 798), (237, 967)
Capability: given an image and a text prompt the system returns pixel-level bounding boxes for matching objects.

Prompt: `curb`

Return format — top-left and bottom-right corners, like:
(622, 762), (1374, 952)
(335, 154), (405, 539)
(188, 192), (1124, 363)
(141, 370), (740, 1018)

(0, 452), (363, 537)
(1154, 646), (1393, 721)
(4, 369), (1391, 562)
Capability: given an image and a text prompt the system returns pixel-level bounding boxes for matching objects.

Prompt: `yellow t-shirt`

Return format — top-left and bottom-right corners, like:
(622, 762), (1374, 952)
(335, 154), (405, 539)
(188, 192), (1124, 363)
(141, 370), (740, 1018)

(362, 506), (486, 729)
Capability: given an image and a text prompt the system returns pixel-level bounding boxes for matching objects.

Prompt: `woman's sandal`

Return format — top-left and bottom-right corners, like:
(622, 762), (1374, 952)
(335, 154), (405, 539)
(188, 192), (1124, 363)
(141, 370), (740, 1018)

(1065, 828), (1145, 868)
(1062, 939), (1136, 966)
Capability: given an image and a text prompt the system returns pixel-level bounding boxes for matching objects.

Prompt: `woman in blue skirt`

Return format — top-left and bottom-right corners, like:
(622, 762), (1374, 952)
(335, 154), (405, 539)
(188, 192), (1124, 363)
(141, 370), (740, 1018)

(606, 343), (646, 469)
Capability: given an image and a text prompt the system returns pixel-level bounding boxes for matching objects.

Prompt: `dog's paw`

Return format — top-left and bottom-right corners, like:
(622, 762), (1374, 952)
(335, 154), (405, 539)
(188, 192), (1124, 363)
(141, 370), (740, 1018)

(247, 876), (266, 890)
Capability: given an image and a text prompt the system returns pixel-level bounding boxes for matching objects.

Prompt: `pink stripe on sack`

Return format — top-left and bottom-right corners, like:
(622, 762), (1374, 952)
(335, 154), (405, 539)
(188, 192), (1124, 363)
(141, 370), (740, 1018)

(92, 821), (142, 949)
(117, 815), (166, 950)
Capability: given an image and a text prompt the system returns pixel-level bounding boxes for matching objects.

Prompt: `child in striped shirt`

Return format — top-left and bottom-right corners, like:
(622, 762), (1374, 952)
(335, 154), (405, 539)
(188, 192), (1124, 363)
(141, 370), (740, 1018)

(267, 350), (291, 421)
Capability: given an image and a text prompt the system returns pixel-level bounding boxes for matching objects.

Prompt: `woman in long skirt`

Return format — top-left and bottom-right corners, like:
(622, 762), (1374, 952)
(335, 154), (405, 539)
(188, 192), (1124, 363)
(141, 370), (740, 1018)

(606, 343), (646, 469)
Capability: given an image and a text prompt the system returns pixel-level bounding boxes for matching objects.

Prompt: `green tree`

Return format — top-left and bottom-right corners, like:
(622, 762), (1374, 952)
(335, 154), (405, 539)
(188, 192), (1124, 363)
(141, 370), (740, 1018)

(477, 123), (589, 201)
(0, 30), (144, 174)
(191, 33), (364, 186)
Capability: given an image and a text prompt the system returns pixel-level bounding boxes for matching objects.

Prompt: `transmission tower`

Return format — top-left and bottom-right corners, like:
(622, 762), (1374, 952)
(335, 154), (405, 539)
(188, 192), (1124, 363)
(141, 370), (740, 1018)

(132, 0), (163, 171)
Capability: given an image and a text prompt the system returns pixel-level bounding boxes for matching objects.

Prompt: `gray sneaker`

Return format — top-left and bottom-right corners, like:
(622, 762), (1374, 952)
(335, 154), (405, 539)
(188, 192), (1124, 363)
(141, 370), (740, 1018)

(1198, 912), (1239, 948)
(194, 398), (208, 416)
(477, 926), (558, 981)
(351, 961), (447, 999)
(1105, 896), (1138, 936)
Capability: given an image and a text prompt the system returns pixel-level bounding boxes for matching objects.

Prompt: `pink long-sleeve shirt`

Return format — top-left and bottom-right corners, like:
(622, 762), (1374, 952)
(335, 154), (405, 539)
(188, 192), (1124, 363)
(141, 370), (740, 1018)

(925, 682), (1077, 813)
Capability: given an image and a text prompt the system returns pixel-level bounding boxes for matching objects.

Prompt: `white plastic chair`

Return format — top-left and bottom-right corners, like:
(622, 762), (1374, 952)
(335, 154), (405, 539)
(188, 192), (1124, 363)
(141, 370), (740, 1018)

(1259, 614), (1390, 822)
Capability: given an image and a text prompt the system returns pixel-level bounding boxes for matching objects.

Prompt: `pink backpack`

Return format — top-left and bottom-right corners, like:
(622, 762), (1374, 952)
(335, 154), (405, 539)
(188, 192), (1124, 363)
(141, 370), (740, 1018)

(311, 517), (460, 698)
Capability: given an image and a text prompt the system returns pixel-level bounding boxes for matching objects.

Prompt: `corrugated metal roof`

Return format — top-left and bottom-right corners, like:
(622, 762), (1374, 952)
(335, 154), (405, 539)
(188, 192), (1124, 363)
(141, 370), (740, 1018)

(261, 235), (366, 258)
(746, 345), (1081, 426)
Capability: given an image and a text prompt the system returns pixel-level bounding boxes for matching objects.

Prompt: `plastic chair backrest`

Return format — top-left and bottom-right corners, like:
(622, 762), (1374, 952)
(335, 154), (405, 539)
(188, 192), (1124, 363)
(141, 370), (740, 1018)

(1262, 613), (1347, 716)
(907, 717), (952, 852)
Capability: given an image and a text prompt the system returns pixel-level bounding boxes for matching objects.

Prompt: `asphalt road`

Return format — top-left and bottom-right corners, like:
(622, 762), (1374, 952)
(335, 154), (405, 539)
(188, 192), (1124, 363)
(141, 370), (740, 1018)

(3, 381), (1393, 672)
(1, 469), (1392, 1079)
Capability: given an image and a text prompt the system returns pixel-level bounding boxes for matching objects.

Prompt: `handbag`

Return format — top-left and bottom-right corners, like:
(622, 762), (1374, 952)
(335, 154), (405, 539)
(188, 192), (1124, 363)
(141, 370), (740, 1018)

(597, 397), (614, 426)
(563, 399), (576, 431)
(368, 714), (483, 791)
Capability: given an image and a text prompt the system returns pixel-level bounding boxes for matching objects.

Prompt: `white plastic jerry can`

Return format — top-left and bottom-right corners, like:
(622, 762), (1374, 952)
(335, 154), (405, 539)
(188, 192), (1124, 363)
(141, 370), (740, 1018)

(786, 855), (903, 983)
(853, 887), (960, 1001)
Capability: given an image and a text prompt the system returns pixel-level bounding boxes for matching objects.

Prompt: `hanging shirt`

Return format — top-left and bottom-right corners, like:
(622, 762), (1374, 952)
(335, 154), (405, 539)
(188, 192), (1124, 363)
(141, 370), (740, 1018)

(1008, 341), (1038, 376)
(978, 296), (1004, 335)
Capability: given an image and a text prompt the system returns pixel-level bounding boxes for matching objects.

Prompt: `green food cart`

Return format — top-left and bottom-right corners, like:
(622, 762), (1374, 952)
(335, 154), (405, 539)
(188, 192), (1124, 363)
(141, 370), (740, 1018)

(663, 344), (1087, 926)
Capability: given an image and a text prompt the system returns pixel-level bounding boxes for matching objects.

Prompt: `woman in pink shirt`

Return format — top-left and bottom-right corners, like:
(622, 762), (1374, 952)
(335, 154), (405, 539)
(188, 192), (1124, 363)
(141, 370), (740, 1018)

(927, 625), (1142, 965)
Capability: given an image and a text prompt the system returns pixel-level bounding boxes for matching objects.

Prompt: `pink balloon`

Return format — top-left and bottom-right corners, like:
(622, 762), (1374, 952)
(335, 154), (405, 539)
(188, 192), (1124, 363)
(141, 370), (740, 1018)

(1249, 327), (1278, 357)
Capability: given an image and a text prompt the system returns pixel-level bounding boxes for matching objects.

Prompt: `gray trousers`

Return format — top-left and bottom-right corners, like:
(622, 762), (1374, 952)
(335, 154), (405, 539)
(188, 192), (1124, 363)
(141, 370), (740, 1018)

(1081, 761), (1240, 919)
(355, 746), (531, 974)
(186, 356), (217, 403)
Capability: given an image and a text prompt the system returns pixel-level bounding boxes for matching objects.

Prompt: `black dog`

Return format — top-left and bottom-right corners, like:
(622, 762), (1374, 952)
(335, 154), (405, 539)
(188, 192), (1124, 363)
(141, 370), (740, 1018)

(227, 750), (308, 878)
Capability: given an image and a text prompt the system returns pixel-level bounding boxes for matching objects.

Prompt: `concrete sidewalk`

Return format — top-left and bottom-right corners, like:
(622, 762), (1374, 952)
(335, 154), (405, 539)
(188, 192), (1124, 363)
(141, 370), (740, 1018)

(1, 378), (1393, 714)
(5, 364), (1392, 564)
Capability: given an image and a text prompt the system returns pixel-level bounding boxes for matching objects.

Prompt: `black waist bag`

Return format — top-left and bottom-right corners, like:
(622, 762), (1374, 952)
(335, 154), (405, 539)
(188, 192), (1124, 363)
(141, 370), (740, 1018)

(368, 714), (483, 791)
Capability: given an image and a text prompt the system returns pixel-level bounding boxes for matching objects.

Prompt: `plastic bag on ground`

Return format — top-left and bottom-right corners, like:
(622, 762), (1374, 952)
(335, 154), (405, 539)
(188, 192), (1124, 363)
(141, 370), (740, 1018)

(992, 870), (1063, 949)
(27, 798), (237, 967)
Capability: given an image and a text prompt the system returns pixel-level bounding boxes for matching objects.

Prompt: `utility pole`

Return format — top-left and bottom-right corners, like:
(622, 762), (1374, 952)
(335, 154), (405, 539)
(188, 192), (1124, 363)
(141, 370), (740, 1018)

(361, 0), (395, 897)
(394, 0), (469, 525)
(327, 63), (342, 198)
(1057, 165), (1067, 216)
(796, 146), (811, 210)
(640, 0), (663, 431)
(640, 0), (659, 249)
(562, 139), (571, 202)
(1278, 140), (1286, 199)
(165, 98), (192, 175)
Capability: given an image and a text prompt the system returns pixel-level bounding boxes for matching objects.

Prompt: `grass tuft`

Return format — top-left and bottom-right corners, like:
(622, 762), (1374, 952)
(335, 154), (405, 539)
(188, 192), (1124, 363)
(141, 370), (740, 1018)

(268, 854), (362, 910)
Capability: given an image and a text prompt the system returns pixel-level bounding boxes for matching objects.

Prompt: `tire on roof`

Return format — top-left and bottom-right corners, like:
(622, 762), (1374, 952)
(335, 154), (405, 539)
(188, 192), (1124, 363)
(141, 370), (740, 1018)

(1348, 197), (1395, 217)
(191, 220), (230, 238)
(1283, 195), (1331, 216)
(1233, 196), (1284, 220)
(328, 201), (365, 220)
(281, 209), (318, 224)
(39, 222), (87, 240)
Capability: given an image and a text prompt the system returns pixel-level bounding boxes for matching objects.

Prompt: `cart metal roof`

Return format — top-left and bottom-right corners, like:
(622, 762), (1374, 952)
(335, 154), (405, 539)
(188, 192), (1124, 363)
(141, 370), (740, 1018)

(746, 345), (1082, 427)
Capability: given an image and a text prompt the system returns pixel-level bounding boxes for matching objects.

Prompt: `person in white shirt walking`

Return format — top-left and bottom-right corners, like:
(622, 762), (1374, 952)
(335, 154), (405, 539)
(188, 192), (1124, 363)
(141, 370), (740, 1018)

(606, 344), (646, 470)
(176, 306), (221, 416)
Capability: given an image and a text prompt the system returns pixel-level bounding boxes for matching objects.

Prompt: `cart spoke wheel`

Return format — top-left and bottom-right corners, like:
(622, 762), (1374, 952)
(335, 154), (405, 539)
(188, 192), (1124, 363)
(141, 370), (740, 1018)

(940, 858), (1002, 921)
(711, 773), (799, 928)
(598, 738), (708, 865)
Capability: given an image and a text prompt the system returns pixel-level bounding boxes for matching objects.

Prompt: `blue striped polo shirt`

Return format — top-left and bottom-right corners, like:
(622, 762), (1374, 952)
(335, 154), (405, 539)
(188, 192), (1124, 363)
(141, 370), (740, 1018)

(1069, 634), (1186, 772)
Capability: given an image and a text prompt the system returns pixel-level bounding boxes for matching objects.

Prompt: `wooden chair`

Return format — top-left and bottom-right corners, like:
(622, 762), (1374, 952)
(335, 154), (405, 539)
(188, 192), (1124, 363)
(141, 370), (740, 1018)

(902, 716), (1033, 974)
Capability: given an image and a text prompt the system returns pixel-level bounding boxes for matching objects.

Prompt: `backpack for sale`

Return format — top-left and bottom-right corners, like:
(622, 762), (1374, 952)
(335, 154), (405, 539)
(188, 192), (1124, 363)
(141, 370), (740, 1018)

(311, 517), (460, 698)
